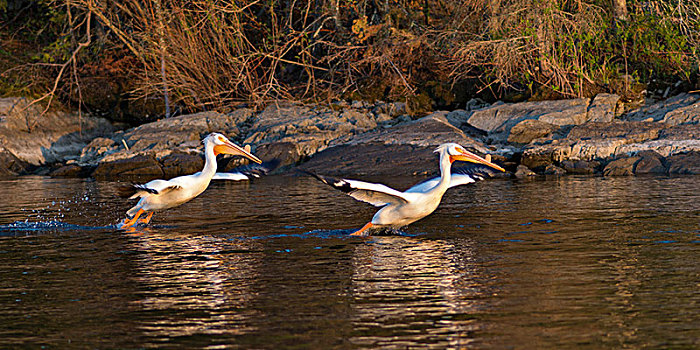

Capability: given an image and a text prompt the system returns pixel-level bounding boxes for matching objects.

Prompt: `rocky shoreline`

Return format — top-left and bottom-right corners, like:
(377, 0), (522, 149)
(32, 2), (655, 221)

(1, 93), (698, 180)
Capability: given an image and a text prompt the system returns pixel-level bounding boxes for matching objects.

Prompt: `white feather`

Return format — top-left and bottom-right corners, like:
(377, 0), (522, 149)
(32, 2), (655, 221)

(406, 173), (476, 193)
(211, 172), (250, 181)
(340, 179), (412, 207)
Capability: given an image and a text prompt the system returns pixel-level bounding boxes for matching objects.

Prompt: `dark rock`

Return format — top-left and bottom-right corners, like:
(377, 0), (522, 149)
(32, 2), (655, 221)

(79, 110), (252, 178)
(507, 119), (559, 144)
(301, 112), (495, 176)
(520, 146), (557, 172)
(561, 160), (600, 174)
(49, 164), (85, 177)
(666, 152), (700, 174)
(543, 164), (566, 175)
(93, 154), (164, 179)
(603, 157), (641, 176)
(0, 146), (30, 175)
(160, 152), (204, 178)
(298, 142), (438, 177)
(633, 151), (666, 174)
(514, 164), (536, 178)
(252, 142), (305, 168)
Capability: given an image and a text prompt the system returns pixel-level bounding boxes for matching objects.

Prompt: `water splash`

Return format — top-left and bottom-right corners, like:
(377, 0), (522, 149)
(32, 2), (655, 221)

(0, 220), (115, 236)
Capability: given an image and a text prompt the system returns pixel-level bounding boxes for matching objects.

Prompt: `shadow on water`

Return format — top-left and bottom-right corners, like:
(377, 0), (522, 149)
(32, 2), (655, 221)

(0, 175), (698, 348)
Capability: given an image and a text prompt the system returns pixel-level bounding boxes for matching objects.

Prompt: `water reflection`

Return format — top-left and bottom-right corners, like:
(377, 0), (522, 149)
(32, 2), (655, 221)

(125, 232), (263, 343)
(0, 175), (697, 349)
(350, 236), (490, 348)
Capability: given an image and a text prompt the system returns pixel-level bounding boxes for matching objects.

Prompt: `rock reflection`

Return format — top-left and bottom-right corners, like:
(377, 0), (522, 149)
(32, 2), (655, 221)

(125, 233), (262, 342)
(350, 236), (489, 348)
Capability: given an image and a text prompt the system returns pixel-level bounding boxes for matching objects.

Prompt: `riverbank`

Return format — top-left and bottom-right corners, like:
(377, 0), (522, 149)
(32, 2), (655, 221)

(0, 93), (698, 179)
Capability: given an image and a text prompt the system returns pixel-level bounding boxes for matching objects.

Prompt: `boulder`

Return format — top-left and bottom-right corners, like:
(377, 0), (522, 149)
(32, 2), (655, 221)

(0, 97), (114, 171)
(624, 93), (700, 122)
(543, 164), (566, 175)
(466, 98), (589, 138)
(507, 119), (559, 144)
(123, 110), (249, 153)
(243, 103), (382, 167)
(160, 152), (204, 178)
(587, 93), (620, 122)
(0, 146), (30, 175)
(603, 157), (640, 176)
(666, 152), (700, 174)
(299, 112), (493, 176)
(616, 139), (700, 158)
(346, 112), (487, 150)
(49, 164), (85, 177)
(93, 154), (164, 179)
(560, 160), (600, 174)
(658, 124), (700, 140)
(520, 120), (692, 171)
(79, 110), (253, 179)
(566, 121), (665, 143)
(514, 164), (536, 178)
(633, 151), (666, 174)
(660, 100), (700, 125)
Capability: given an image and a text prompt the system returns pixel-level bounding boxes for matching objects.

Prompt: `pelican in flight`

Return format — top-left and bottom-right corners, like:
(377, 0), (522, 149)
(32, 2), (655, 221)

(118, 132), (262, 228)
(306, 143), (506, 236)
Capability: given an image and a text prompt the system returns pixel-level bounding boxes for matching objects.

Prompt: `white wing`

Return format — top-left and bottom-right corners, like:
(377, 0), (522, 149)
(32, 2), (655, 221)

(406, 173), (476, 193)
(211, 172), (250, 181)
(307, 172), (410, 207)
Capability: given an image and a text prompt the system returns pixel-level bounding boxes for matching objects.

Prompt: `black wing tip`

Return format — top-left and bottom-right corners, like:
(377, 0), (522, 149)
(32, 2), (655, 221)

(452, 163), (503, 180)
(134, 184), (159, 194)
(117, 183), (156, 197)
(229, 159), (281, 179)
(299, 170), (354, 194)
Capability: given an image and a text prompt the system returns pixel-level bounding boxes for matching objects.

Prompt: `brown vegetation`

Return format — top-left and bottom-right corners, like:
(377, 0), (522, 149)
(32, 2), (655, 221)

(1, 0), (699, 119)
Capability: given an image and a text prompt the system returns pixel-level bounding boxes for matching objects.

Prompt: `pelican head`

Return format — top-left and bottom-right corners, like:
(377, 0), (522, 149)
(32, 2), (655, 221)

(435, 143), (505, 172)
(204, 133), (262, 164)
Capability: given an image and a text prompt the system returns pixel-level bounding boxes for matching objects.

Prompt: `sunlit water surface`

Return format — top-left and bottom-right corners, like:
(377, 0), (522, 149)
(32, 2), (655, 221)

(0, 175), (698, 349)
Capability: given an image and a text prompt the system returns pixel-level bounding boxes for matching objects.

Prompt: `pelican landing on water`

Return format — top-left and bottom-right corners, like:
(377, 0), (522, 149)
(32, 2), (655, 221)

(118, 132), (263, 229)
(306, 143), (506, 236)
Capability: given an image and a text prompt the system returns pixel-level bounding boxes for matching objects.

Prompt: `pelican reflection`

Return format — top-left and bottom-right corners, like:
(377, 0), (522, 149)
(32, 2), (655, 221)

(350, 236), (492, 348)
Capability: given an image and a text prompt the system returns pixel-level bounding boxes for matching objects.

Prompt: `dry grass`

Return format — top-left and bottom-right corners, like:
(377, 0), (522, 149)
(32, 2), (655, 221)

(3, 0), (699, 114)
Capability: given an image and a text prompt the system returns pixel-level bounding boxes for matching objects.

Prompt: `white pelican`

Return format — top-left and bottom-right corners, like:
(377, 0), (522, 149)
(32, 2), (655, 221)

(306, 143), (506, 236)
(118, 132), (262, 228)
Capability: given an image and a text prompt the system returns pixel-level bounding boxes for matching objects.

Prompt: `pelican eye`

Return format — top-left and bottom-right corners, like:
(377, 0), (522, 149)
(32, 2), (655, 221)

(217, 136), (225, 142)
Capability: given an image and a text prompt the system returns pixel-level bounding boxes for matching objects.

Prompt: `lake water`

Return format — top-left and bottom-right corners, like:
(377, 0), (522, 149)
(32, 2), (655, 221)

(0, 175), (698, 349)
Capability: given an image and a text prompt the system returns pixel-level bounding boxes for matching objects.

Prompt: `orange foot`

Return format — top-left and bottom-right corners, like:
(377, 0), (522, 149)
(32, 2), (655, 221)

(119, 208), (145, 229)
(137, 212), (154, 226)
(350, 222), (373, 236)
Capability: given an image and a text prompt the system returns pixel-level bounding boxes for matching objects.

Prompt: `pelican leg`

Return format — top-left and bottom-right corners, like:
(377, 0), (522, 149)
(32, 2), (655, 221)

(137, 212), (154, 226)
(120, 208), (145, 228)
(350, 222), (373, 236)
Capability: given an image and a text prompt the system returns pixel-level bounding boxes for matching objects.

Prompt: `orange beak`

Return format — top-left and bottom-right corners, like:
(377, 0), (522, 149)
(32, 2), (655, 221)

(450, 151), (505, 172)
(213, 141), (262, 164)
